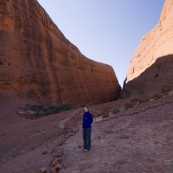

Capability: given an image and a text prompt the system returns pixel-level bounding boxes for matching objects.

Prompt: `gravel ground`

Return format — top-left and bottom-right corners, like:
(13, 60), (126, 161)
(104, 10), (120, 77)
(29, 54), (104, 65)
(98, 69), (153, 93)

(1, 95), (173, 173)
(59, 96), (173, 173)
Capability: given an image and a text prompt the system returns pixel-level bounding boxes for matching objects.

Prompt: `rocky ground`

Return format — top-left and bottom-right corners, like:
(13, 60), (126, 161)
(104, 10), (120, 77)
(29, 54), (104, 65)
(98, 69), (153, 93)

(1, 95), (173, 173)
(0, 98), (124, 173)
(60, 95), (173, 173)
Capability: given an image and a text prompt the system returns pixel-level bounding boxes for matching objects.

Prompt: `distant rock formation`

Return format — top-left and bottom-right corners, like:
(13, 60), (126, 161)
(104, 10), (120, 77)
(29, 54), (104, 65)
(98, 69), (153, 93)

(0, 0), (121, 106)
(120, 0), (173, 98)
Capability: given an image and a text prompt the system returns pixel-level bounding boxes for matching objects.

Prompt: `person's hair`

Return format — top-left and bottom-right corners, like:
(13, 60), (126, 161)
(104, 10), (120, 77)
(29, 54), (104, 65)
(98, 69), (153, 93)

(83, 105), (89, 112)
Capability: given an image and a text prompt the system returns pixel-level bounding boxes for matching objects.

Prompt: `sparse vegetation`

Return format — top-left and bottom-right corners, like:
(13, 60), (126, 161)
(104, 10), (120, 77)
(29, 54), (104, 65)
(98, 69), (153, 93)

(42, 104), (72, 116)
(18, 104), (73, 120)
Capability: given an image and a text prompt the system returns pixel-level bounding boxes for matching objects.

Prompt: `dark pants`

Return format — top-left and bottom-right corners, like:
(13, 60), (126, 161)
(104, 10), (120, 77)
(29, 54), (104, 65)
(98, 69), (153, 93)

(83, 128), (92, 150)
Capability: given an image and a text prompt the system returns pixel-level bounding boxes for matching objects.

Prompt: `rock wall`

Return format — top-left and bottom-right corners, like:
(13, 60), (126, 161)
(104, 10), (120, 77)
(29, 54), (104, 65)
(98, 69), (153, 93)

(120, 0), (173, 98)
(0, 0), (121, 106)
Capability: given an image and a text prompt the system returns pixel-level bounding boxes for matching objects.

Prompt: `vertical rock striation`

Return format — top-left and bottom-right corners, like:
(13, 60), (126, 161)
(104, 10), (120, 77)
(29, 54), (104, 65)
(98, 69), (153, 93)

(0, 0), (121, 106)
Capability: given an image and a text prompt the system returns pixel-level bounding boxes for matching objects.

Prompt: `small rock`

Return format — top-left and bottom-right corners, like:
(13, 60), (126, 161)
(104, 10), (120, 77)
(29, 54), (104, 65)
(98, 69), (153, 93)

(58, 140), (64, 146)
(82, 156), (86, 160)
(120, 135), (129, 139)
(65, 134), (70, 139)
(74, 128), (79, 133)
(58, 148), (64, 157)
(55, 163), (63, 170)
(42, 151), (47, 155)
(41, 167), (47, 173)
(63, 163), (67, 169)
(53, 151), (59, 157)
(57, 152), (63, 157)
(70, 132), (74, 136)
(53, 148), (63, 157)
(57, 158), (62, 163)
(51, 167), (56, 173)
(51, 149), (54, 153)
(52, 160), (57, 167)
(52, 158), (62, 166)
(78, 145), (82, 148)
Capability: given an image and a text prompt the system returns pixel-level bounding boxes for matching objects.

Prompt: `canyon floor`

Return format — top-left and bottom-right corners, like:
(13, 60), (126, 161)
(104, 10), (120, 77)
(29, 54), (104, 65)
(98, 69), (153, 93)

(1, 95), (173, 173)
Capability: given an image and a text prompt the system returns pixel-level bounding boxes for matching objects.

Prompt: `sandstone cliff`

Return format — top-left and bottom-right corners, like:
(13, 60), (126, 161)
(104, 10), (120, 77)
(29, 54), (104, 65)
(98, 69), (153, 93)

(0, 0), (121, 106)
(120, 0), (173, 98)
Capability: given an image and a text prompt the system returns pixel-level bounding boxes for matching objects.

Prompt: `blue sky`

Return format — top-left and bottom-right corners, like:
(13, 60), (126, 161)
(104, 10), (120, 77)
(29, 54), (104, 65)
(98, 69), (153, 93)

(37, 0), (165, 87)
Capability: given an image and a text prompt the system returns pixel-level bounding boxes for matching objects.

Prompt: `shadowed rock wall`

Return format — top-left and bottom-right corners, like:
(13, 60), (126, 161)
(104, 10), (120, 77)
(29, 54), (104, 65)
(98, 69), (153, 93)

(0, 0), (121, 105)
(121, 0), (173, 98)
(120, 55), (173, 98)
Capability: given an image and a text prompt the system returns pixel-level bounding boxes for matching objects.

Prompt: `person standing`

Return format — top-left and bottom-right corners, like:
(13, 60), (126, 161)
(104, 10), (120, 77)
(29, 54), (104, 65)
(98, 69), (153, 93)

(82, 106), (93, 152)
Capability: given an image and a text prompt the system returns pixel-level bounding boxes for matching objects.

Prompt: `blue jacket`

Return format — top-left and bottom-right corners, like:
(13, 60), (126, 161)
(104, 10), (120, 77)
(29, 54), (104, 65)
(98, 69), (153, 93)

(82, 112), (93, 128)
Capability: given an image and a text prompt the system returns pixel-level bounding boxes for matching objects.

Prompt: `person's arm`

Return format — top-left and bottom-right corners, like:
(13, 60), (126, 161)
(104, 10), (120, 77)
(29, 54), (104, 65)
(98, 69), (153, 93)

(89, 113), (93, 124)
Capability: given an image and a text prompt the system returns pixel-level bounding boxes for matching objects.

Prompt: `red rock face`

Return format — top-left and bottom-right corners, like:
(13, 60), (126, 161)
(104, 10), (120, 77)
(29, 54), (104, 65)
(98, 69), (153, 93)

(120, 0), (173, 98)
(0, 0), (121, 106)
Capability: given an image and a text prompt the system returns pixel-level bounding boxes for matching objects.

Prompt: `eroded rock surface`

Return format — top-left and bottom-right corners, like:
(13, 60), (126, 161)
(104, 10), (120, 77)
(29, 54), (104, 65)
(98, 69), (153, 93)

(0, 0), (120, 106)
(121, 0), (173, 98)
